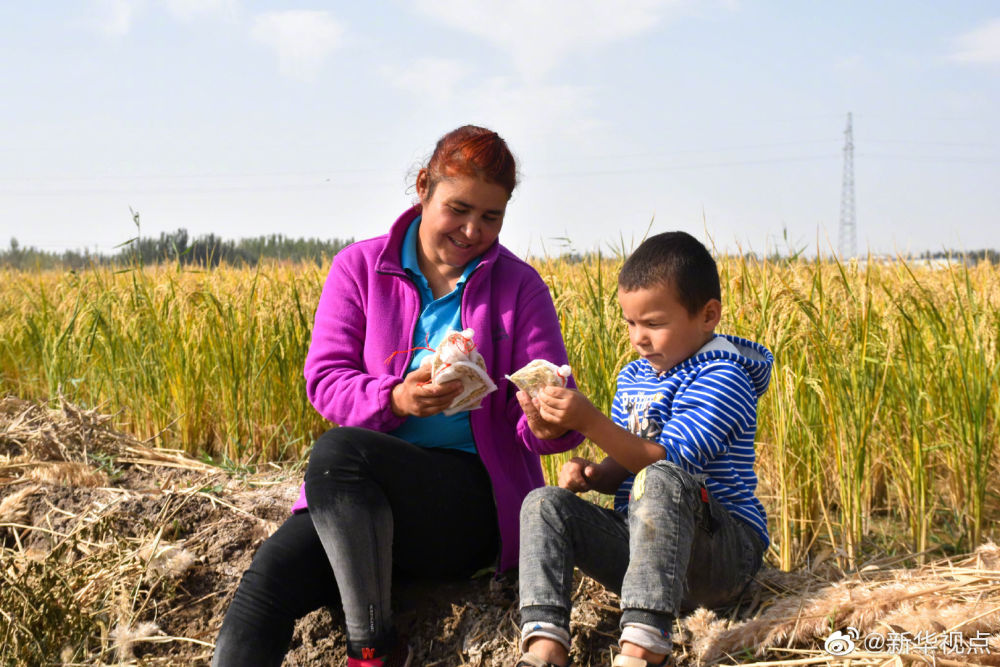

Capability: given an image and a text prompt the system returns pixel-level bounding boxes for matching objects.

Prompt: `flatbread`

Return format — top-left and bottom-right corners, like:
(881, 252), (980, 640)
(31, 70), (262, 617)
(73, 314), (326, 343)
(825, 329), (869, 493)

(428, 329), (497, 415)
(506, 359), (573, 398)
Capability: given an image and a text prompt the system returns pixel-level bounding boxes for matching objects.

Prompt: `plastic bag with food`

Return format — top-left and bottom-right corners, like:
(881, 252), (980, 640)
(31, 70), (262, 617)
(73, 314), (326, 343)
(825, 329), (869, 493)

(427, 329), (498, 416)
(505, 359), (573, 398)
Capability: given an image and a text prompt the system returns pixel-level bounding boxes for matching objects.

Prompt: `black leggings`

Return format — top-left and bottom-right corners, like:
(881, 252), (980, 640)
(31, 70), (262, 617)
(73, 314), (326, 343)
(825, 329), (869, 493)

(212, 427), (499, 665)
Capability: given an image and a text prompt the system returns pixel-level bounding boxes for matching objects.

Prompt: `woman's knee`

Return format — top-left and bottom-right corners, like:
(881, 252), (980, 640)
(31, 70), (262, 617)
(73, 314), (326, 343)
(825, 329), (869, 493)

(305, 427), (370, 481)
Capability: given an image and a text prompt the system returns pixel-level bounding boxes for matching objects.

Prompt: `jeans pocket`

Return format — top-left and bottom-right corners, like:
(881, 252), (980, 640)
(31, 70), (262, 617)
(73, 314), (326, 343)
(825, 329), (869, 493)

(744, 530), (766, 578)
(698, 485), (721, 535)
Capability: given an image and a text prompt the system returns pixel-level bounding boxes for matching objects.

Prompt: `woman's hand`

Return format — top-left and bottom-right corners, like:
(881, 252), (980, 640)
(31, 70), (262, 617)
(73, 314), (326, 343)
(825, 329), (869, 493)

(390, 363), (463, 417)
(517, 390), (569, 440)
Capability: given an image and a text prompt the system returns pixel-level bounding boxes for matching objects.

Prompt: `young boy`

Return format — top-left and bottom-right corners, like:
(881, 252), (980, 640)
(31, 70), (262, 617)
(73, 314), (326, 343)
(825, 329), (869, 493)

(514, 232), (773, 667)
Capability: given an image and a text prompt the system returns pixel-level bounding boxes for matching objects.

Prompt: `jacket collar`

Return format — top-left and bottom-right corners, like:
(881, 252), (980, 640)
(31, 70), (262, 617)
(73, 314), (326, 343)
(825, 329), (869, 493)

(375, 204), (501, 276)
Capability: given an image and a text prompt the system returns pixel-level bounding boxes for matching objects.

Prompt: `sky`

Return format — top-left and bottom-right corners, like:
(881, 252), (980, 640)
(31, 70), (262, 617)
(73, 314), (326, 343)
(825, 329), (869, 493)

(2, 1), (998, 259)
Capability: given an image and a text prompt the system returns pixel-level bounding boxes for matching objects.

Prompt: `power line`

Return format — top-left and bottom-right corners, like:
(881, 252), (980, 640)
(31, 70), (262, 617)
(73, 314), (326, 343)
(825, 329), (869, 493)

(865, 139), (998, 150)
(858, 153), (999, 164)
(529, 140), (841, 163)
(532, 154), (840, 178)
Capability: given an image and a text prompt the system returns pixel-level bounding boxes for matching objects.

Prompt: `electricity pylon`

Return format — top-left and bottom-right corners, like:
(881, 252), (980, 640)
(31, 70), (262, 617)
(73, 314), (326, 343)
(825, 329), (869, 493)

(839, 112), (857, 259)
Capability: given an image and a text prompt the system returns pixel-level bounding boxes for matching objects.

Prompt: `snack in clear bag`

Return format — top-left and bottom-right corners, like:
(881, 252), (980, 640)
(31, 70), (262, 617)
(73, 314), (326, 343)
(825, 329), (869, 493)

(505, 359), (573, 398)
(427, 329), (497, 416)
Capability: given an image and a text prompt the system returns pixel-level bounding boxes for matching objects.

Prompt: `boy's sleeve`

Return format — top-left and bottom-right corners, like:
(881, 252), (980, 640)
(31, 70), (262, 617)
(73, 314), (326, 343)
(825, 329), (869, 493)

(655, 362), (756, 474)
(609, 374), (626, 428)
(608, 373), (636, 511)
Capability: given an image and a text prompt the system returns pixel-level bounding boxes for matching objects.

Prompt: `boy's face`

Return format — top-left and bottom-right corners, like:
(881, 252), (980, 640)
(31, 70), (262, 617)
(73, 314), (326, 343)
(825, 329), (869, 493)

(617, 282), (720, 374)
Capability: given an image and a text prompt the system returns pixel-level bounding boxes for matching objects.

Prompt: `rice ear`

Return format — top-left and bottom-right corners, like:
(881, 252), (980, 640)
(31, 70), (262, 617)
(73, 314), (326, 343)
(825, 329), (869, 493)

(0, 483), (41, 524)
(691, 548), (1000, 662)
(25, 462), (107, 488)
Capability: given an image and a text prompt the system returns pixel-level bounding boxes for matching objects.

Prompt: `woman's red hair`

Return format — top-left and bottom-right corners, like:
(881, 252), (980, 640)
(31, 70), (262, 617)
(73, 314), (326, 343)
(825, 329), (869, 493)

(424, 125), (518, 199)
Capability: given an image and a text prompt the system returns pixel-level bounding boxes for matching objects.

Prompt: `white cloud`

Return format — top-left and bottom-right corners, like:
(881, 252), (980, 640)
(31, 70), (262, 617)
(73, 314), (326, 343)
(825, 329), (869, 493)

(94, 0), (235, 35)
(249, 10), (346, 81)
(949, 18), (1000, 65)
(381, 57), (471, 102)
(163, 0), (238, 21)
(412, 0), (684, 80)
(96, 0), (142, 35)
(469, 78), (601, 144)
(381, 62), (600, 147)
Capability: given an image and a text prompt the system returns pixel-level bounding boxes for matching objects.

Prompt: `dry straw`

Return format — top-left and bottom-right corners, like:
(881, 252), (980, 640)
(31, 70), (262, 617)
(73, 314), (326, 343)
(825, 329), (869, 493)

(2, 395), (999, 664)
(0, 396), (279, 664)
(682, 543), (1000, 665)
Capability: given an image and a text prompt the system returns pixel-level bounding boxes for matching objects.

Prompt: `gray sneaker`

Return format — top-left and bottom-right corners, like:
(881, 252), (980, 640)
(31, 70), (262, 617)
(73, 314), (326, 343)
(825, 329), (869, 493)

(516, 653), (569, 667)
(612, 654), (671, 667)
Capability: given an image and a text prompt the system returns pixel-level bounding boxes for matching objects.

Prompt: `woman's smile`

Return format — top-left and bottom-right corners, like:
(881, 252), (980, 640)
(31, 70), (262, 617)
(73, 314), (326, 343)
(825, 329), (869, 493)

(415, 173), (509, 281)
(448, 235), (472, 249)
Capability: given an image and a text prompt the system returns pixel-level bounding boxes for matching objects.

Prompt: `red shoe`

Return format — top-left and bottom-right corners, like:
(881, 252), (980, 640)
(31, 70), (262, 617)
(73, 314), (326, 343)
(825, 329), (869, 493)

(346, 639), (411, 667)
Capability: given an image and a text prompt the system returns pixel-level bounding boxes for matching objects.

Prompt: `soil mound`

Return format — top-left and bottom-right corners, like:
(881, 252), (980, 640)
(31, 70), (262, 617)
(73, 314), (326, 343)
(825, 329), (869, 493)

(0, 396), (626, 665)
(3, 396), (1000, 665)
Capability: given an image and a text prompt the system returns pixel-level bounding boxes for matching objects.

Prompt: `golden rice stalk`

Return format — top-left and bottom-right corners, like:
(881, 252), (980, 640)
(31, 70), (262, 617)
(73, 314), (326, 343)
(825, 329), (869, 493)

(136, 541), (197, 580)
(24, 462), (107, 487)
(110, 621), (162, 661)
(680, 608), (729, 661)
(0, 483), (40, 525)
(0, 395), (129, 463)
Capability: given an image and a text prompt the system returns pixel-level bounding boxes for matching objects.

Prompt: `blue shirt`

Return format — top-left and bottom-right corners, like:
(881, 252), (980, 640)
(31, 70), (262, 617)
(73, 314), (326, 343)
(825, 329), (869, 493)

(388, 216), (479, 453)
(611, 335), (773, 546)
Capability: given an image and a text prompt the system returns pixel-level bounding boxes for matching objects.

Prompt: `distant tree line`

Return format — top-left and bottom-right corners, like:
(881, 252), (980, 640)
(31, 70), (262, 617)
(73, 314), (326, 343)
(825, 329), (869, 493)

(3, 233), (997, 271)
(1, 229), (353, 271)
(919, 249), (1000, 265)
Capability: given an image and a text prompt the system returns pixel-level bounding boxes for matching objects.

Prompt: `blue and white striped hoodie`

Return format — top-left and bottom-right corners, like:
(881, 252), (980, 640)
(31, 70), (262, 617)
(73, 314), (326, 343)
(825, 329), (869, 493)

(612, 334), (773, 546)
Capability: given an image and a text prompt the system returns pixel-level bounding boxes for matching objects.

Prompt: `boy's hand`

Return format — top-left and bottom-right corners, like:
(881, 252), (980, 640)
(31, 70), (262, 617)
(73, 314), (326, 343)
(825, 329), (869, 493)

(558, 457), (599, 492)
(559, 456), (630, 494)
(535, 386), (600, 433)
(517, 390), (568, 440)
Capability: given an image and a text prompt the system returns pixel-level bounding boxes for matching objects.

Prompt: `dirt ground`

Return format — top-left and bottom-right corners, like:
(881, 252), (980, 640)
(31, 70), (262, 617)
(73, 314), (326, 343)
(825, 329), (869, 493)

(0, 397), (642, 665)
(3, 396), (1000, 666)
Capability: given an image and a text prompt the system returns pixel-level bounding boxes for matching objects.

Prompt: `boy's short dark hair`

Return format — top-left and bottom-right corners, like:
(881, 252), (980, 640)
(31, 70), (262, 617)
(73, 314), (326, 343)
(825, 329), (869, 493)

(618, 231), (721, 315)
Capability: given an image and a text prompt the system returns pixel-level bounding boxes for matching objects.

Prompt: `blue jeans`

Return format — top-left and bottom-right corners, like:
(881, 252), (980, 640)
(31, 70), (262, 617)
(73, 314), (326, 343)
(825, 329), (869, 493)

(519, 461), (765, 635)
(212, 427), (498, 665)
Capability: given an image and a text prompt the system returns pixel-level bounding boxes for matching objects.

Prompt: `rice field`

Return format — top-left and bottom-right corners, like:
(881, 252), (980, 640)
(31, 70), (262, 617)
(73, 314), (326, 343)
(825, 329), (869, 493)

(1, 253), (998, 570)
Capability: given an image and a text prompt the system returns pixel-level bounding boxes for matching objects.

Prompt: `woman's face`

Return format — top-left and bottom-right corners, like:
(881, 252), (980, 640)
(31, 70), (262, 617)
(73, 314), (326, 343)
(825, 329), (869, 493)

(416, 171), (509, 276)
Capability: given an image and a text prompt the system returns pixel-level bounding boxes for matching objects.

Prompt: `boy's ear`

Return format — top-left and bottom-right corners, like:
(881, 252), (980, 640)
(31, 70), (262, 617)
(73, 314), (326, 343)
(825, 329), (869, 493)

(701, 298), (722, 331)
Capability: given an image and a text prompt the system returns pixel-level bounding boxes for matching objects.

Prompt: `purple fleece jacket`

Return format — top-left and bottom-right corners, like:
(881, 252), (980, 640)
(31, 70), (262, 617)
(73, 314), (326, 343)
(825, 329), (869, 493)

(293, 205), (583, 571)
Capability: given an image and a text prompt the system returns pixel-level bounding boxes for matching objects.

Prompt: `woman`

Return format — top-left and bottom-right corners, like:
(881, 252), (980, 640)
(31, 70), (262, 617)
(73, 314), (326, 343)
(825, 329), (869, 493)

(213, 125), (583, 667)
